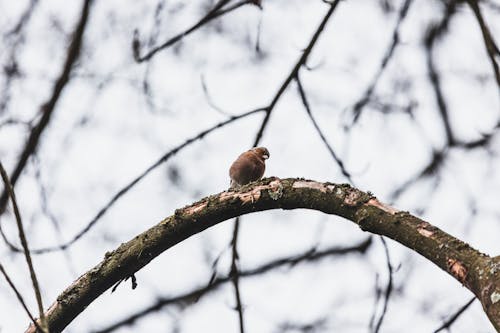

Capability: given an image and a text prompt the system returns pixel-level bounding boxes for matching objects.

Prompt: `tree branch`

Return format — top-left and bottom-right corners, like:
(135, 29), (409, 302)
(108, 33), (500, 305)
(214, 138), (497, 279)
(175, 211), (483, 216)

(93, 237), (371, 333)
(7, 107), (265, 254)
(252, 0), (341, 147)
(134, 0), (260, 62)
(0, 161), (46, 332)
(25, 178), (500, 332)
(0, 262), (43, 332)
(466, 0), (500, 94)
(433, 297), (476, 333)
(0, 0), (93, 218)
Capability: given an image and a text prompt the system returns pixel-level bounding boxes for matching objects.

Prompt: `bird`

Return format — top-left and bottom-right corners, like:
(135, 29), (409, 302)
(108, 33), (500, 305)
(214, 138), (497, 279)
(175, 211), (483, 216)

(229, 147), (270, 189)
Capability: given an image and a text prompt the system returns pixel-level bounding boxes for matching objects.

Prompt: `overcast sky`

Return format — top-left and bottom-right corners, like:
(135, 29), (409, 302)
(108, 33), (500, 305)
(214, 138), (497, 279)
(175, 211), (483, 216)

(0, 0), (499, 332)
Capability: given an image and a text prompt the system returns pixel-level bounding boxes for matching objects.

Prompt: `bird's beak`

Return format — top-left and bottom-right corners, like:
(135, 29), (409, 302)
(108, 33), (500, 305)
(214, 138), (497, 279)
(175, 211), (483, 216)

(262, 154), (269, 160)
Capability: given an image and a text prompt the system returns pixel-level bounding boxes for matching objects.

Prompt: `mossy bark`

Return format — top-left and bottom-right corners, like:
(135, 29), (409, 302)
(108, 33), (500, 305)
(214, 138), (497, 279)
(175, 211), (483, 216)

(25, 178), (500, 332)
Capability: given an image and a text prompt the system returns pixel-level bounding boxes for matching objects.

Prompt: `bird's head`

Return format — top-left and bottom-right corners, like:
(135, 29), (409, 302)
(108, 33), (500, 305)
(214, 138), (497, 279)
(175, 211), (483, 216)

(251, 147), (270, 160)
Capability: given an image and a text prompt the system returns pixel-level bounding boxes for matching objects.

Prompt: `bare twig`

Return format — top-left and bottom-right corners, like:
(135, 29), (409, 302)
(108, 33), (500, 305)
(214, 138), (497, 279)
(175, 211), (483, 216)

(227, 0), (340, 330)
(389, 1), (458, 200)
(0, 161), (46, 332)
(135, 0), (260, 62)
(0, 262), (44, 332)
(252, 0), (342, 147)
(433, 297), (476, 333)
(227, 2), (343, 330)
(390, 148), (446, 200)
(424, 3), (457, 146)
(230, 216), (245, 333)
(92, 237), (372, 333)
(5, 0), (39, 36)
(200, 74), (232, 116)
(17, 108), (265, 254)
(351, 0), (414, 124)
(0, 0), (93, 218)
(276, 317), (328, 333)
(295, 74), (352, 181)
(373, 237), (393, 333)
(0, 0), (40, 115)
(466, 0), (500, 94)
(368, 273), (381, 330)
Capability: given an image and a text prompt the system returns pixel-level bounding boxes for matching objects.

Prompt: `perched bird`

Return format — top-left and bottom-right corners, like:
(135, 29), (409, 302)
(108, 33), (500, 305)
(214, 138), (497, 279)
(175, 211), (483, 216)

(229, 147), (270, 189)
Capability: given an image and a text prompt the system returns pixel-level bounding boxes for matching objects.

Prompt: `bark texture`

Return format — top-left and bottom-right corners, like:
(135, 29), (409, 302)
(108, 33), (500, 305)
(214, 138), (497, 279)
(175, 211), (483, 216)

(25, 178), (500, 332)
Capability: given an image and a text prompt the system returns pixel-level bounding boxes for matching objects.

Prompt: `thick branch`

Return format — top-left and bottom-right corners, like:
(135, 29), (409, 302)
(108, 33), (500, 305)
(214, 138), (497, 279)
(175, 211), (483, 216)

(25, 178), (500, 332)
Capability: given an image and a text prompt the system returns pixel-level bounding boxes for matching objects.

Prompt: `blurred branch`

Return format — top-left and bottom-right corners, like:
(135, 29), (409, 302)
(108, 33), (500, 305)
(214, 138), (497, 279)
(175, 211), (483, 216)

(230, 216), (245, 333)
(368, 273), (381, 330)
(390, 0), (494, 200)
(0, 0), (93, 219)
(252, 0), (342, 147)
(200, 74), (233, 116)
(424, 1), (457, 146)
(433, 297), (476, 333)
(5, 0), (39, 36)
(0, 162), (46, 332)
(229, 2), (343, 329)
(12, 108), (265, 254)
(372, 237), (393, 333)
(350, 0), (414, 124)
(390, 124), (499, 200)
(134, 0), (261, 62)
(390, 148), (446, 200)
(0, 0), (40, 114)
(276, 317), (328, 333)
(483, 0), (500, 12)
(93, 237), (372, 333)
(26, 178), (500, 332)
(466, 0), (500, 95)
(0, 263), (43, 332)
(295, 74), (352, 181)
(365, 0), (499, 201)
(0, 118), (32, 129)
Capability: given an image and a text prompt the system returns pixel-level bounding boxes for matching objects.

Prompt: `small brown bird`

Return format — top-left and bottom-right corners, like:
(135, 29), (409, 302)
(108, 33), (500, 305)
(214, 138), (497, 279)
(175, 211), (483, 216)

(229, 147), (270, 188)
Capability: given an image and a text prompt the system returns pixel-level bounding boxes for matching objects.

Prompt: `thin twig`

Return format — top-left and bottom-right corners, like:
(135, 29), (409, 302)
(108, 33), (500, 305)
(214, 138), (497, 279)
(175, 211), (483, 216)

(0, 161), (46, 332)
(373, 237), (393, 333)
(230, 216), (245, 333)
(0, 0), (40, 115)
(14, 108), (265, 254)
(295, 74), (352, 181)
(0, 262), (44, 332)
(466, 0), (500, 95)
(0, 0), (93, 218)
(368, 273), (381, 330)
(92, 237), (372, 333)
(424, 10), (457, 146)
(135, 0), (259, 62)
(433, 297), (476, 333)
(252, 0), (342, 147)
(200, 74), (232, 116)
(227, 2), (343, 330)
(351, 0), (414, 124)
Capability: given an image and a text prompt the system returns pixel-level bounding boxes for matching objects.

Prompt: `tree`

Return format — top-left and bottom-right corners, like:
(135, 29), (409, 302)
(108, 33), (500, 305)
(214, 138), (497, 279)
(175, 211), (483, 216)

(0, 0), (499, 332)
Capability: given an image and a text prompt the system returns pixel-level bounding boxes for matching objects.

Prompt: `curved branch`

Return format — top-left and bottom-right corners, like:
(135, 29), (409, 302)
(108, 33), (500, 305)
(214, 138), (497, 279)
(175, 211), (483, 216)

(25, 178), (500, 332)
